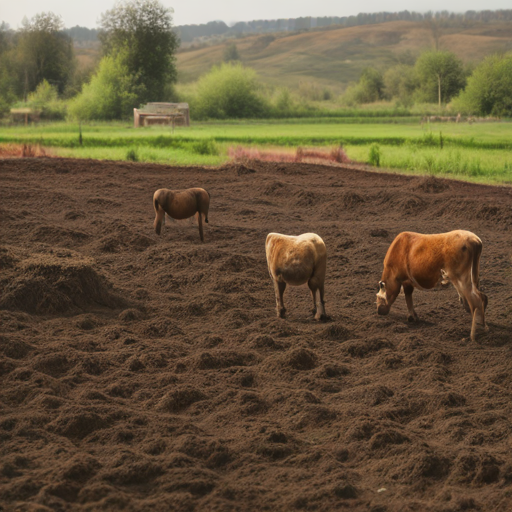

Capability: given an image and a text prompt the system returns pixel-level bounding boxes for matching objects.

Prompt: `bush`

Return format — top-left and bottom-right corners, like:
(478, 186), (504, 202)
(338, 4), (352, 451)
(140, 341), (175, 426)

(452, 53), (512, 116)
(193, 62), (268, 119)
(383, 64), (418, 103)
(191, 139), (219, 156)
(272, 88), (295, 116)
(298, 81), (332, 102)
(368, 144), (381, 167)
(223, 43), (240, 62)
(26, 80), (66, 120)
(67, 54), (144, 121)
(342, 68), (384, 105)
(126, 148), (139, 161)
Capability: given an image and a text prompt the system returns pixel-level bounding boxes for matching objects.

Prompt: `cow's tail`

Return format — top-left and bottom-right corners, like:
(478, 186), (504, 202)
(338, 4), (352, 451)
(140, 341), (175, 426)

(471, 239), (482, 290)
(471, 239), (489, 316)
(205, 189), (211, 223)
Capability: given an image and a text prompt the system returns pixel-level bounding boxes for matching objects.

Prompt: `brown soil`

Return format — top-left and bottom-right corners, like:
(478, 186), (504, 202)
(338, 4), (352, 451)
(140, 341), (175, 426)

(1, 158), (511, 511)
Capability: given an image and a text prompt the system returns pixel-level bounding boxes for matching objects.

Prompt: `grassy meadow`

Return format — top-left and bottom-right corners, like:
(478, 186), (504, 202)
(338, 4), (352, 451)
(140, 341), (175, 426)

(1, 120), (511, 184)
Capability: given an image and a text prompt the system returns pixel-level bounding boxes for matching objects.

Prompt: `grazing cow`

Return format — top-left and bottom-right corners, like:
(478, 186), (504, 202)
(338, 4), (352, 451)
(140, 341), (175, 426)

(376, 230), (488, 341)
(153, 188), (210, 242)
(266, 233), (327, 320)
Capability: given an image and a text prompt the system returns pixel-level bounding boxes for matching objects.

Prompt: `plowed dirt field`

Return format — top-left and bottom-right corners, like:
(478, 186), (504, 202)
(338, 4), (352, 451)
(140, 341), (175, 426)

(1, 158), (511, 511)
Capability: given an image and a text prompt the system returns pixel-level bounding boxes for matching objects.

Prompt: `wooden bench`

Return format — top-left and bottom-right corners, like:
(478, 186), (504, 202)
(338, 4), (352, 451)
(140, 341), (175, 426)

(133, 102), (190, 129)
(10, 108), (41, 125)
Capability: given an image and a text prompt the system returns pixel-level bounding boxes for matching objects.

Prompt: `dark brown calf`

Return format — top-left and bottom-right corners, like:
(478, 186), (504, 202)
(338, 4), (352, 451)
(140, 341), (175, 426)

(153, 188), (210, 242)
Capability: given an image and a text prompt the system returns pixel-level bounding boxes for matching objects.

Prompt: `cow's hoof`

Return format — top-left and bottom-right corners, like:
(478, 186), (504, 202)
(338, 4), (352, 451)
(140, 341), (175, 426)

(315, 314), (327, 322)
(278, 308), (286, 319)
(408, 315), (418, 323)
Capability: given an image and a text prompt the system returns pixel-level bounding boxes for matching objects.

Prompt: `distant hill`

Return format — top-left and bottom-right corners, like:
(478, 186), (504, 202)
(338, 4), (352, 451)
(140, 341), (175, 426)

(176, 10), (512, 44)
(176, 18), (512, 92)
(64, 11), (512, 93)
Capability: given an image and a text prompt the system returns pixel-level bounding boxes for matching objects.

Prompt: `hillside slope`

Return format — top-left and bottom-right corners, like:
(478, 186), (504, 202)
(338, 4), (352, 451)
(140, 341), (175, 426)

(176, 20), (512, 91)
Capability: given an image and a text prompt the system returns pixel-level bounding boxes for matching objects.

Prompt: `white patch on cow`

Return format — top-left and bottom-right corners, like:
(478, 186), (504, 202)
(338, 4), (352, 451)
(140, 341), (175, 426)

(440, 269), (451, 285)
(376, 283), (387, 304)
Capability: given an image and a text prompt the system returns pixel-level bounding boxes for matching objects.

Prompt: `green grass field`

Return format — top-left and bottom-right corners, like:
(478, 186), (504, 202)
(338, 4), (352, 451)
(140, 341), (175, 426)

(1, 120), (511, 184)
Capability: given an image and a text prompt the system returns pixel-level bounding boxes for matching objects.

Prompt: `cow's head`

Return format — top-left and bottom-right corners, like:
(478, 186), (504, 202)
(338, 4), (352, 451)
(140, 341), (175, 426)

(376, 281), (390, 315)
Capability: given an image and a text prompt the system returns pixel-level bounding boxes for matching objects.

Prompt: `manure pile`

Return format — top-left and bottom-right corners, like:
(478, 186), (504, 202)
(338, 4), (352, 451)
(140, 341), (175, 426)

(1, 158), (511, 511)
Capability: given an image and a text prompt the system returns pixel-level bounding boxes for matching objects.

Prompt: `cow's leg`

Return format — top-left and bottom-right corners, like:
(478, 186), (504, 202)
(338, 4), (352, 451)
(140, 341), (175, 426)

(197, 212), (204, 242)
(308, 279), (325, 320)
(456, 279), (486, 342)
(317, 283), (326, 320)
(403, 284), (418, 322)
(309, 285), (317, 317)
(470, 289), (487, 340)
(154, 207), (165, 235)
(460, 294), (471, 313)
(274, 281), (286, 318)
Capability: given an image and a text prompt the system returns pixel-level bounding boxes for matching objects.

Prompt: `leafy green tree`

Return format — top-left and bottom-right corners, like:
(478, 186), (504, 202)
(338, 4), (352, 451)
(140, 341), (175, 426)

(452, 53), (512, 116)
(99, 0), (179, 102)
(68, 54), (143, 120)
(194, 62), (267, 119)
(342, 67), (384, 105)
(22, 80), (67, 119)
(414, 50), (465, 106)
(0, 23), (19, 115)
(358, 68), (384, 102)
(383, 64), (418, 103)
(223, 42), (240, 62)
(17, 12), (75, 96)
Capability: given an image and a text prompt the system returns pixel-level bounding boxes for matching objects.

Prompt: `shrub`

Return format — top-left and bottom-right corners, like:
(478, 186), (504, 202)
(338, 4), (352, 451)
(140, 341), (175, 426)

(223, 42), (240, 62)
(193, 62), (268, 119)
(298, 81), (332, 102)
(68, 54), (144, 120)
(191, 139), (219, 156)
(126, 148), (139, 161)
(342, 68), (384, 105)
(452, 53), (512, 116)
(26, 80), (66, 120)
(273, 88), (294, 115)
(383, 64), (418, 103)
(368, 144), (381, 167)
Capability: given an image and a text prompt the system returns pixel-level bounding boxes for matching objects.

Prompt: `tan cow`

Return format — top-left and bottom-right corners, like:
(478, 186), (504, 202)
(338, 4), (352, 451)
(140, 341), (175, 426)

(153, 188), (210, 242)
(376, 230), (488, 341)
(266, 233), (327, 320)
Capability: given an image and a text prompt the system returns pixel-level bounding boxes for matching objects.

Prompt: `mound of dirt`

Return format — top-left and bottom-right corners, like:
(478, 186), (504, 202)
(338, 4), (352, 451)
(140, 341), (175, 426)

(0, 252), (128, 314)
(413, 176), (450, 193)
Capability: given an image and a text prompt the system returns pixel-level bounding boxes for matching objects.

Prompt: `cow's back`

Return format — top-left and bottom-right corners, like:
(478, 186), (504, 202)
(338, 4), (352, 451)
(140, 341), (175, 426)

(384, 230), (481, 289)
(266, 233), (324, 285)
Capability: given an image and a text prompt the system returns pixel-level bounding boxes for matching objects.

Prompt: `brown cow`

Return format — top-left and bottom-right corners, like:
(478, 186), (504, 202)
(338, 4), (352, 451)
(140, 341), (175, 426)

(376, 230), (488, 341)
(153, 188), (210, 242)
(266, 232), (327, 320)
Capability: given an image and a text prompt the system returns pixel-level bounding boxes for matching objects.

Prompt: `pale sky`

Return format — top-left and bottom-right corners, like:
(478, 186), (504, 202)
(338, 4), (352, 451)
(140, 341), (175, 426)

(1, 0), (510, 29)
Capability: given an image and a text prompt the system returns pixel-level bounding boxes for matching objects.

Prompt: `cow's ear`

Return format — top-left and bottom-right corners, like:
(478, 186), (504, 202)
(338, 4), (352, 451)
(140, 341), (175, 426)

(379, 281), (385, 290)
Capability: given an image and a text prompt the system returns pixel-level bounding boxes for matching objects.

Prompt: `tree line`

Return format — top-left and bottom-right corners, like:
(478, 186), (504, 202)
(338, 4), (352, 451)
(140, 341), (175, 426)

(177, 10), (512, 43)
(0, 2), (510, 121)
(0, 0), (178, 119)
(340, 50), (512, 117)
